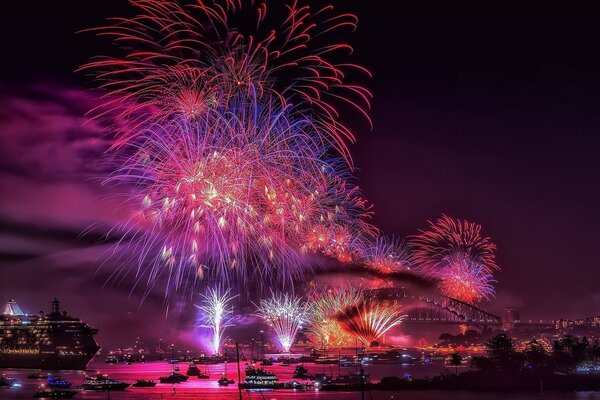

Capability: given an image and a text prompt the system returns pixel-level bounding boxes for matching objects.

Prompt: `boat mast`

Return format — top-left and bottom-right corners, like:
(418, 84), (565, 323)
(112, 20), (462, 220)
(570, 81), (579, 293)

(235, 342), (243, 400)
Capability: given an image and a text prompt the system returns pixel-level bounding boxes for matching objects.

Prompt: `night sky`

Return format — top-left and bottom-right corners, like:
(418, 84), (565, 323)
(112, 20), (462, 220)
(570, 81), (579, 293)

(1, 1), (599, 347)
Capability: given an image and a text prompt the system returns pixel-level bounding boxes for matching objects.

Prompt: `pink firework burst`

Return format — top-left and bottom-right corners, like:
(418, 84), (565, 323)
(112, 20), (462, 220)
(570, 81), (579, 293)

(362, 236), (413, 274)
(80, 0), (372, 164)
(436, 256), (496, 303)
(107, 94), (373, 294)
(410, 215), (498, 273)
(409, 215), (498, 303)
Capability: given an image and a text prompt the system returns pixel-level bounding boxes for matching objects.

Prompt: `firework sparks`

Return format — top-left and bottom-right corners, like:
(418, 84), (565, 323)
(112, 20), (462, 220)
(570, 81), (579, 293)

(336, 299), (405, 347)
(108, 94), (372, 293)
(81, 0), (376, 296)
(256, 292), (309, 352)
(308, 289), (363, 349)
(410, 215), (499, 303)
(80, 0), (372, 163)
(362, 236), (413, 274)
(436, 257), (496, 303)
(195, 287), (237, 355)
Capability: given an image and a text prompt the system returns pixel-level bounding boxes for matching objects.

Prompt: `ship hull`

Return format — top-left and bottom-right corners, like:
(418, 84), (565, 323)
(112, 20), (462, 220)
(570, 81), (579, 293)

(0, 353), (96, 370)
(1, 299), (101, 371)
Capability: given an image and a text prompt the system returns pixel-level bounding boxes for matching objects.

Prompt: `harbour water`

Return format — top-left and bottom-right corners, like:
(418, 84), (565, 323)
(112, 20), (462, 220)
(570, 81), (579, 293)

(1, 361), (600, 399)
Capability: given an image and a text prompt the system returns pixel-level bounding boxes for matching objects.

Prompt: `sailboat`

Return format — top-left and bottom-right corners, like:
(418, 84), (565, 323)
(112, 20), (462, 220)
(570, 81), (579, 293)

(218, 362), (234, 386)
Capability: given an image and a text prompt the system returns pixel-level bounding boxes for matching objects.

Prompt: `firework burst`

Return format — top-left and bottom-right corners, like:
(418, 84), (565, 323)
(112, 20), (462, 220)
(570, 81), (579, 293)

(107, 93), (372, 293)
(336, 299), (405, 347)
(80, 0), (372, 163)
(436, 257), (495, 303)
(307, 289), (363, 349)
(256, 292), (309, 352)
(82, 0), (375, 297)
(410, 215), (499, 303)
(195, 287), (237, 355)
(362, 236), (413, 274)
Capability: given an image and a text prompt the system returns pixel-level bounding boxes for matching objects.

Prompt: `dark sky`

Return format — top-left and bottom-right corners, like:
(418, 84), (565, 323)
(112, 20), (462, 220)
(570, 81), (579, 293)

(1, 1), (599, 347)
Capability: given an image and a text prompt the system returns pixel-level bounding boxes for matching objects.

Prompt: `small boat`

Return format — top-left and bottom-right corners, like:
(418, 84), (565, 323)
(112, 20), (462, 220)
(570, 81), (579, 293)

(218, 360), (233, 385)
(314, 356), (338, 364)
(218, 376), (234, 386)
(286, 380), (312, 391)
(197, 370), (210, 379)
(293, 365), (309, 379)
(313, 373), (333, 385)
(33, 387), (78, 398)
(189, 362), (210, 379)
(132, 379), (157, 388)
(239, 366), (282, 390)
(259, 359), (273, 366)
(186, 362), (200, 376)
(331, 372), (369, 384)
(47, 376), (72, 389)
(196, 355), (227, 364)
(28, 372), (47, 380)
(159, 369), (189, 384)
(0, 376), (16, 387)
(81, 374), (130, 391)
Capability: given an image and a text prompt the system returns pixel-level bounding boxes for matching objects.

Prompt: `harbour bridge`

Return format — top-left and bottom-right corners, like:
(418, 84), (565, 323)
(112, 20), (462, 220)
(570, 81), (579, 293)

(373, 288), (502, 326)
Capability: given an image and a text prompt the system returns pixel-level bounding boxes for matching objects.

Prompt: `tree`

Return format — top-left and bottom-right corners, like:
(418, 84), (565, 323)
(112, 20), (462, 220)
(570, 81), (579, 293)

(573, 337), (590, 363)
(485, 333), (517, 372)
(590, 340), (600, 361)
(553, 335), (592, 371)
(449, 353), (462, 375)
(524, 339), (548, 371)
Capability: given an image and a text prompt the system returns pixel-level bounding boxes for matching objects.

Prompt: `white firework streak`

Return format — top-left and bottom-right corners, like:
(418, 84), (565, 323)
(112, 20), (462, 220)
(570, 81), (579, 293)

(256, 293), (309, 352)
(195, 287), (237, 355)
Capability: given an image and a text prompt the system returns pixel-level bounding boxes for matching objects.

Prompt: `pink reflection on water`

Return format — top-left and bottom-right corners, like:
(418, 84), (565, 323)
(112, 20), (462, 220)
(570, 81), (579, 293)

(1, 359), (447, 399)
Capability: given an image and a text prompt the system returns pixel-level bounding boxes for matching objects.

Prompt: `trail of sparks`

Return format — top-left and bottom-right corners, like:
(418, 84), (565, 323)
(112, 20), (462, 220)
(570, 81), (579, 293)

(195, 287), (237, 355)
(107, 93), (373, 293)
(256, 292), (309, 352)
(362, 236), (414, 274)
(81, 1), (502, 310)
(307, 289), (363, 349)
(410, 215), (498, 303)
(80, 0), (372, 164)
(336, 299), (406, 346)
(82, 0), (375, 296)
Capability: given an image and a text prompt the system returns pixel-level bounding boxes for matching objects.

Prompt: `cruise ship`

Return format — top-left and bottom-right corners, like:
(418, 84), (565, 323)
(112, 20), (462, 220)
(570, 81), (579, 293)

(0, 298), (101, 370)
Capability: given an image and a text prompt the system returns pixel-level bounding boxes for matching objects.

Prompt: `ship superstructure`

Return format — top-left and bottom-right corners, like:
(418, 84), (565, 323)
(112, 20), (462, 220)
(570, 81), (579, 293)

(0, 298), (100, 370)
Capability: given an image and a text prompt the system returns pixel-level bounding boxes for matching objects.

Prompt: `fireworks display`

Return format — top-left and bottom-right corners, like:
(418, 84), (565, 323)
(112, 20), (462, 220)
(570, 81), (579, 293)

(195, 287), (236, 355)
(410, 215), (498, 303)
(436, 257), (496, 303)
(256, 292), (309, 352)
(307, 289), (364, 349)
(84, 0), (375, 293)
(110, 92), (373, 291)
(82, 0), (502, 349)
(362, 236), (414, 274)
(80, 0), (372, 162)
(336, 299), (406, 347)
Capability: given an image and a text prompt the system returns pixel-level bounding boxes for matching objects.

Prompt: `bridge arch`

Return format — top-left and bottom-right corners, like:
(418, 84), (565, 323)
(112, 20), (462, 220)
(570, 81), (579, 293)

(372, 288), (502, 325)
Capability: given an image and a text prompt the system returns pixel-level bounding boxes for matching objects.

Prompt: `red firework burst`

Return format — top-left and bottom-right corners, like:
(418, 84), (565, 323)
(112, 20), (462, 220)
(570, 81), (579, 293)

(409, 215), (498, 303)
(80, 0), (372, 164)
